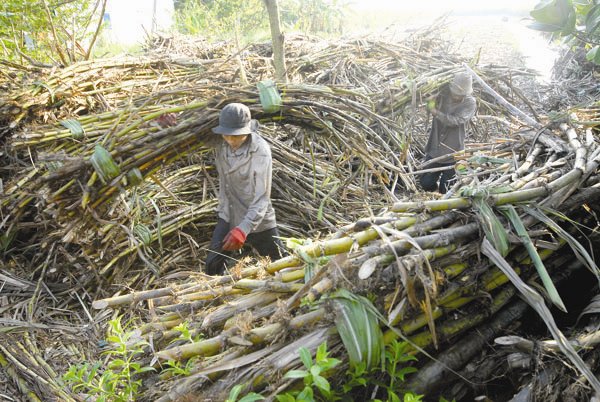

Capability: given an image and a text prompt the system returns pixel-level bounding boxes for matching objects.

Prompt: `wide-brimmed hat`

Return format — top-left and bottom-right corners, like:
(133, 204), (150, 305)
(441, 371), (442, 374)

(212, 103), (254, 136)
(449, 72), (473, 96)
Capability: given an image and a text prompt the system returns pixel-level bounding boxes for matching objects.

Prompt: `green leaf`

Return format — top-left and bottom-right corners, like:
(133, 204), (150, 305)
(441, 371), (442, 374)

(239, 394), (265, 402)
(527, 21), (564, 31)
(299, 347), (312, 369)
(319, 357), (342, 371)
(316, 342), (327, 362)
(388, 391), (401, 402)
(312, 375), (330, 393)
(586, 46), (600, 64)
(500, 205), (567, 312)
(522, 206), (600, 281)
(585, 4), (600, 34)
(33, 81), (55, 103)
(309, 365), (321, 378)
(276, 395), (296, 402)
(332, 289), (384, 369)
(296, 386), (314, 402)
(284, 370), (309, 379)
(227, 384), (243, 402)
(472, 195), (509, 257)
(530, 0), (575, 29)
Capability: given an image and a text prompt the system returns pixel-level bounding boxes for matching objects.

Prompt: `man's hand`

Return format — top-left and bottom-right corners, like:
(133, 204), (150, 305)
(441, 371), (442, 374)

(155, 113), (178, 128)
(222, 227), (247, 251)
(426, 100), (438, 116)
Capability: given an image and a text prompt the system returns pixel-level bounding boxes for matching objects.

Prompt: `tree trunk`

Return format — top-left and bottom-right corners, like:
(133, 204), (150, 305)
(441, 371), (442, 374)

(263, 0), (287, 82)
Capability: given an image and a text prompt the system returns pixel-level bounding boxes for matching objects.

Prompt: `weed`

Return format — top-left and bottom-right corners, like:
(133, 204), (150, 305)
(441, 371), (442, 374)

(63, 317), (154, 401)
(277, 342), (342, 402)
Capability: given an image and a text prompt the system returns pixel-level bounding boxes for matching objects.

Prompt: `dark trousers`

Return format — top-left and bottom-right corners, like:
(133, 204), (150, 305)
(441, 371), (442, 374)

(419, 160), (456, 194)
(205, 218), (287, 275)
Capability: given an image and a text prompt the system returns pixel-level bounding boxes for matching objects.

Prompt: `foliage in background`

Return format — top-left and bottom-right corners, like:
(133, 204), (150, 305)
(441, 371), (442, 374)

(173, 0), (349, 41)
(174, 0), (267, 40)
(280, 0), (348, 36)
(529, 0), (600, 64)
(0, 0), (101, 64)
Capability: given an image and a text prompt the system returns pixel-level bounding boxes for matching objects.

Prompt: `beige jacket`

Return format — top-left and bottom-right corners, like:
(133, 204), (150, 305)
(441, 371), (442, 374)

(215, 132), (277, 234)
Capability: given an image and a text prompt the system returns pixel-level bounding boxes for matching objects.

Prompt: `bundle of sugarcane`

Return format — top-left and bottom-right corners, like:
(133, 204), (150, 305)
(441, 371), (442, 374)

(0, 56), (234, 134)
(82, 120), (600, 401)
(2, 82), (417, 296)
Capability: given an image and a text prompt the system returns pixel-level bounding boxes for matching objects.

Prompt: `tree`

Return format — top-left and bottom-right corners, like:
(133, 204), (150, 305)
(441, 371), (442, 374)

(529, 0), (600, 64)
(0, 0), (103, 65)
(263, 0), (287, 82)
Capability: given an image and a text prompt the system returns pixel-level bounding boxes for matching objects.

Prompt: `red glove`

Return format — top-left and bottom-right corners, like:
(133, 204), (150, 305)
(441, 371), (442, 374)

(222, 227), (247, 251)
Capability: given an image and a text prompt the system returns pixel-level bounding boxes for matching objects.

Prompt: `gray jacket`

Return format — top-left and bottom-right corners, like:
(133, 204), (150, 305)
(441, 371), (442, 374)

(215, 132), (277, 234)
(424, 88), (476, 163)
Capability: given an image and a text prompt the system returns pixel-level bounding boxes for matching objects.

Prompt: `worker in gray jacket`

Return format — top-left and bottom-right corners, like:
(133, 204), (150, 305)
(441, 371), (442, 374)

(205, 103), (286, 275)
(420, 72), (477, 193)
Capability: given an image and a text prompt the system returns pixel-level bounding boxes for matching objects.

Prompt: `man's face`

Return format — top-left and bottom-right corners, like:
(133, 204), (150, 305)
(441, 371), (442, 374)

(450, 93), (465, 103)
(222, 134), (249, 150)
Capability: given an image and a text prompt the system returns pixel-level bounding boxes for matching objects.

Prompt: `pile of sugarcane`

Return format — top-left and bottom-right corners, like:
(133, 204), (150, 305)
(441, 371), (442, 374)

(80, 120), (600, 401)
(2, 27), (600, 401)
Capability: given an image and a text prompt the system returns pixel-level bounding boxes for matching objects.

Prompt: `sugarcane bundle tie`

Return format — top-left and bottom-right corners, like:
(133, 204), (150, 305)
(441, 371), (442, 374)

(59, 119), (85, 139)
(89, 144), (120, 184)
(126, 167), (144, 186)
(257, 79), (282, 113)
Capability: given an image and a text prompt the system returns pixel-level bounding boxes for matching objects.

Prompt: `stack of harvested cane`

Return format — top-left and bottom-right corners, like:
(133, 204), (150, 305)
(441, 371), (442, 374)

(85, 122), (600, 401)
(2, 29), (600, 401)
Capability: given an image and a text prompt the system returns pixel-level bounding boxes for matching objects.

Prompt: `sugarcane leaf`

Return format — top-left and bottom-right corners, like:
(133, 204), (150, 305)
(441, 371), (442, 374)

(149, 198), (164, 254)
(501, 205), (567, 312)
(331, 288), (384, 369)
(482, 238), (600, 394)
(358, 257), (378, 279)
(523, 206), (600, 282)
(33, 80), (55, 103)
(578, 294), (600, 322)
(472, 196), (509, 256)
(317, 182), (339, 222)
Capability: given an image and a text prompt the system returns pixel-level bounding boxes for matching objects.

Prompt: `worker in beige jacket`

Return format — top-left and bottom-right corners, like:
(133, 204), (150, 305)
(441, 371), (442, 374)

(421, 72), (477, 193)
(205, 103), (286, 275)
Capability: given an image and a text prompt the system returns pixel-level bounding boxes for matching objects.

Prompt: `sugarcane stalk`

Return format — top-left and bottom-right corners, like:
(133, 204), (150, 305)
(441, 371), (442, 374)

(156, 308), (326, 361)
(0, 349), (43, 402)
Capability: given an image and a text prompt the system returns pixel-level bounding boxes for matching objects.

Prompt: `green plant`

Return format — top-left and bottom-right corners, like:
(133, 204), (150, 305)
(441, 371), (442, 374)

(277, 342), (342, 402)
(161, 359), (195, 377)
(171, 321), (203, 344)
(338, 340), (422, 402)
(63, 317), (154, 401)
(226, 383), (265, 402)
(529, 0), (600, 64)
(0, 0), (98, 64)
